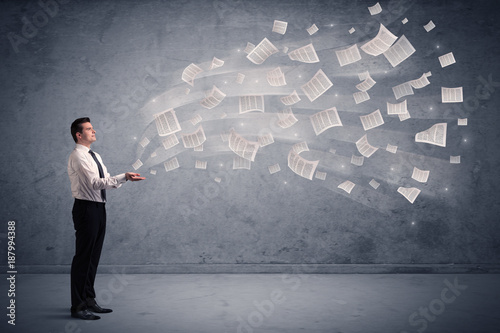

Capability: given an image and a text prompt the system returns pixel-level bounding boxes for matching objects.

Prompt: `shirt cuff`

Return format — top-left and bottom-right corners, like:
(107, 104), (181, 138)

(116, 173), (127, 183)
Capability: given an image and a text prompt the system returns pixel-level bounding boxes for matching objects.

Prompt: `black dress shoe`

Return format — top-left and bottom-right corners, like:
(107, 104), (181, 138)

(71, 309), (101, 320)
(87, 303), (113, 313)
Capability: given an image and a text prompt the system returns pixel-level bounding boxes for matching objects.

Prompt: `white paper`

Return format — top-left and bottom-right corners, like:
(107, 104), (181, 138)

(386, 144), (398, 154)
(228, 129), (259, 161)
(272, 20), (288, 35)
(361, 23), (397, 56)
(338, 180), (355, 194)
(351, 154), (364, 166)
(208, 57), (224, 70)
(182, 63), (203, 86)
(239, 95), (265, 113)
(356, 134), (378, 158)
(387, 100), (408, 115)
(397, 187), (421, 203)
(310, 107), (343, 135)
(246, 37), (279, 65)
(154, 108), (182, 136)
(200, 85), (226, 109)
(360, 109), (384, 131)
(415, 123), (447, 147)
(288, 43), (320, 63)
(424, 20), (436, 32)
(162, 134), (179, 150)
(369, 179), (380, 189)
(287, 150), (319, 180)
(268, 163), (281, 174)
(280, 90), (301, 105)
(336, 44), (362, 67)
(233, 156), (252, 170)
(441, 87), (463, 103)
(411, 166), (430, 183)
(267, 67), (287, 87)
(181, 125), (207, 148)
(301, 69), (333, 102)
(307, 24), (319, 35)
(438, 52), (456, 68)
(383, 35), (416, 67)
(164, 157), (180, 172)
(132, 159), (143, 170)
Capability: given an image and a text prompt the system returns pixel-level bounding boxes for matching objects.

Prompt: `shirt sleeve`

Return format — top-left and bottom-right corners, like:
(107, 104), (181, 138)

(77, 152), (127, 191)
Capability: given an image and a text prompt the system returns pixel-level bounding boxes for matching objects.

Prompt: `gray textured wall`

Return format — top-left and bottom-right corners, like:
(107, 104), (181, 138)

(1, 0), (499, 270)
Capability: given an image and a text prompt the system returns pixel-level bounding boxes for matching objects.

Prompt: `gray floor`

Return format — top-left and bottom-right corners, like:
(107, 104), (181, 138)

(2, 274), (499, 333)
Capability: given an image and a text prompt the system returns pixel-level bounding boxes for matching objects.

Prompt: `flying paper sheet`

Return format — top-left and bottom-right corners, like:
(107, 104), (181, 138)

(411, 167), (430, 183)
(387, 100), (408, 115)
(164, 157), (180, 172)
(239, 95), (265, 113)
(267, 67), (287, 86)
(386, 144), (398, 154)
(288, 43), (320, 63)
(397, 187), (421, 204)
(200, 85), (226, 109)
(336, 44), (362, 67)
(139, 137), (150, 148)
(208, 57), (224, 70)
(162, 134), (179, 150)
(383, 35), (416, 67)
(182, 63), (203, 86)
(301, 69), (333, 102)
(441, 87), (463, 103)
(368, 2), (382, 15)
(351, 154), (364, 166)
(268, 163), (281, 174)
(154, 109), (182, 136)
(361, 23), (397, 56)
(132, 159), (143, 170)
(272, 20), (288, 35)
(310, 107), (343, 136)
(287, 150), (319, 180)
(281, 90), (301, 105)
(307, 24), (319, 35)
(360, 109), (384, 131)
(181, 126), (207, 149)
(338, 180), (355, 194)
(233, 156), (252, 170)
(438, 52), (456, 68)
(356, 134), (378, 158)
(423, 20), (436, 32)
(246, 37), (279, 65)
(369, 179), (380, 189)
(415, 123), (447, 147)
(277, 107), (299, 128)
(228, 129), (259, 161)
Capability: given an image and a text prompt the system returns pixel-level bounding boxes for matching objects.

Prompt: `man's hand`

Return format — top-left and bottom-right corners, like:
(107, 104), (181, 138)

(125, 172), (146, 181)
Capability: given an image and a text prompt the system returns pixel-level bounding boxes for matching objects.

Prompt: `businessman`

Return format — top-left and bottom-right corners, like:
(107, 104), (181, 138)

(68, 117), (145, 320)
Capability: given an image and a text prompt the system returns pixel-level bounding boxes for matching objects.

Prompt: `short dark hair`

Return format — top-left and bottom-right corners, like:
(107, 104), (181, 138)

(71, 117), (91, 143)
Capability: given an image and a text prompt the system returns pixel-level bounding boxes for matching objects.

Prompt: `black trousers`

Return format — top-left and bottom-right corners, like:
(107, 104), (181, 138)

(71, 199), (106, 312)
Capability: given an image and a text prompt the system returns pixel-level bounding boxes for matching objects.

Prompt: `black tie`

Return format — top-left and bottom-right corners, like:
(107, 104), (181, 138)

(89, 150), (106, 202)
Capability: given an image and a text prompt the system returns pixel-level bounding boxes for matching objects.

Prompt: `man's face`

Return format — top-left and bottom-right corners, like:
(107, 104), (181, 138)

(77, 122), (96, 145)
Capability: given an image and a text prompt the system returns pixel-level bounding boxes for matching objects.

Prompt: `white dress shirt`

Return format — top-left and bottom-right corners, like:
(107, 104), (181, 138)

(68, 144), (126, 202)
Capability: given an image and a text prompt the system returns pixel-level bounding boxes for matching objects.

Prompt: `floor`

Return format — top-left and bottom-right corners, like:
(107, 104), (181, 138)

(1, 274), (499, 333)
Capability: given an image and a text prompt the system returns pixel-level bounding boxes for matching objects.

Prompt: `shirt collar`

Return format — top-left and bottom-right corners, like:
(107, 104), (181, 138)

(75, 143), (91, 152)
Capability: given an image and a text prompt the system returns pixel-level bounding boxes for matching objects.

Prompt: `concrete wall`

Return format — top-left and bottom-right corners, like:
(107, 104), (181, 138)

(1, 0), (500, 272)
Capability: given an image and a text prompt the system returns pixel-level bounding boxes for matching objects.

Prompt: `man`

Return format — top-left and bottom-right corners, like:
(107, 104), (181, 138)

(68, 117), (145, 320)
